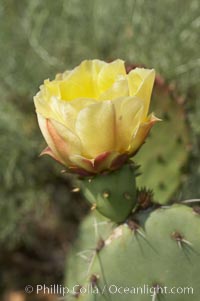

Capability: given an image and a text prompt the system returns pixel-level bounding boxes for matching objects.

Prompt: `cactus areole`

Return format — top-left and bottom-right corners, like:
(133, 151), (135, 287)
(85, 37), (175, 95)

(79, 163), (137, 223)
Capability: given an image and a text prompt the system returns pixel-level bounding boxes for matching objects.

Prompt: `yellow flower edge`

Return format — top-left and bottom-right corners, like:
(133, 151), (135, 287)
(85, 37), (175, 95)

(34, 59), (159, 175)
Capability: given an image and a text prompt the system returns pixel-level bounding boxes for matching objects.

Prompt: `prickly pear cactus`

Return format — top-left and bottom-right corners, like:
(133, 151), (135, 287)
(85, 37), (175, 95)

(133, 76), (190, 204)
(79, 163), (137, 223)
(66, 204), (200, 301)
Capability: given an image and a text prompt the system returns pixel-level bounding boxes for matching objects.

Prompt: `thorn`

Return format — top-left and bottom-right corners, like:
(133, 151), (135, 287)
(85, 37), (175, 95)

(152, 293), (157, 301)
(151, 283), (161, 301)
(127, 220), (146, 238)
(96, 239), (105, 253)
(90, 274), (99, 287)
(193, 206), (200, 215)
(171, 231), (192, 248)
(176, 135), (183, 144)
(158, 182), (166, 191)
(162, 111), (170, 121)
(123, 192), (131, 200)
(127, 220), (139, 231)
(182, 199), (200, 204)
(178, 240), (182, 250)
(76, 250), (93, 262)
(157, 154), (166, 165)
(172, 231), (184, 241)
(87, 252), (96, 276)
(182, 239), (193, 247)
(102, 190), (110, 199)
(71, 187), (80, 193)
(136, 228), (146, 239)
(73, 284), (82, 298)
(91, 204), (97, 210)
(137, 187), (154, 209)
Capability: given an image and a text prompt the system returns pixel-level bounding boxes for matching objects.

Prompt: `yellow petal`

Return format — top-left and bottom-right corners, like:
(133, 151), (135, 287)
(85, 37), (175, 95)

(113, 96), (144, 152)
(75, 101), (115, 158)
(34, 91), (97, 132)
(59, 60), (105, 101)
(44, 79), (61, 98)
(128, 68), (155, 118)
(70, 98), (96, 111)
(37, 114), (65, 164)
(50, 118), (82, 156)
(97, 59), (126, 94)
(69, 154), (94, 173)
(37, 114), (82, 165)
(98, 77), (129, 100)
(34, 95), (77, 131)
(128, 113), (159, 155)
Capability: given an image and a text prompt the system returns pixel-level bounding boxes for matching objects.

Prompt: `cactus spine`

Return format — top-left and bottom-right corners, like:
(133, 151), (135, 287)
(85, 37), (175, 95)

(66, 203), (200, 301)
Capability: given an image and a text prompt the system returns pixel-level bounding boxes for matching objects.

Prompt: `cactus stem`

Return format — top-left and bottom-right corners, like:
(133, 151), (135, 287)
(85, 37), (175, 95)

(105, 227), (123, 246)
(96, 254), (113, 301)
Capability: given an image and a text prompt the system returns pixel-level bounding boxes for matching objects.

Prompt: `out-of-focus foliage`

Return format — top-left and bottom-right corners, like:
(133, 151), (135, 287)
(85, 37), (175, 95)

(1, 0), (200, 98)
(0, 0), (200, 291)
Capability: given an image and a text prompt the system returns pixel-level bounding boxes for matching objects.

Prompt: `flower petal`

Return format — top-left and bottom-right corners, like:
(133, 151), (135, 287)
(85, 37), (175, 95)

(37, 114), (82, 165)
(113, 96), (144, 152)
(35, 95), (77, 131)
(128, 113), (160, 155)
(128, 68), (155, 118)
(59, 60), (105, 101)
(75, 101), (116, 158)
(97, 59), (126, 94)
(69, 154), (95, 174)
(98, 77), (129, 100)
(40, 146), (63, 164)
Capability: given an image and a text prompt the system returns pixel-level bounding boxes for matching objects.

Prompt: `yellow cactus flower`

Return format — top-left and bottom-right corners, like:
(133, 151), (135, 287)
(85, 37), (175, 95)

(34, 59), (159, 175)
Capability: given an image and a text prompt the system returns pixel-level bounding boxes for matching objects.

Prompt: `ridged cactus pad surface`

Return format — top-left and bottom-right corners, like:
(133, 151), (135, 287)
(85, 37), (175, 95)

(66, 204), (200, 301)
(134, 80), (190, 204)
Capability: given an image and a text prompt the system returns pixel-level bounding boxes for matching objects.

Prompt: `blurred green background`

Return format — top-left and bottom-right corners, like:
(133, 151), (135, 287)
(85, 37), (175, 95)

(0, 0), (200, 300)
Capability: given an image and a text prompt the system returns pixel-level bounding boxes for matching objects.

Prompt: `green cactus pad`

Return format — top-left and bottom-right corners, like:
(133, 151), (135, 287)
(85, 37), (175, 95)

(66, 204), (200, 301)
(134, 81), (190, 204)
(79, 164), (137, 223)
